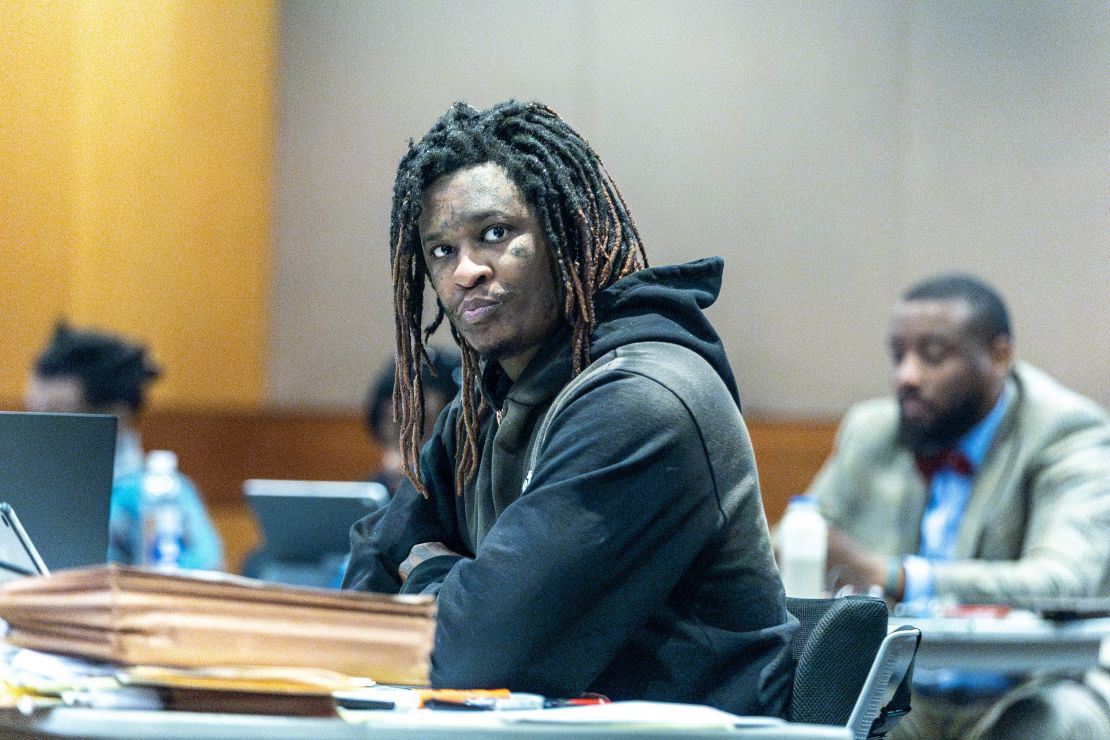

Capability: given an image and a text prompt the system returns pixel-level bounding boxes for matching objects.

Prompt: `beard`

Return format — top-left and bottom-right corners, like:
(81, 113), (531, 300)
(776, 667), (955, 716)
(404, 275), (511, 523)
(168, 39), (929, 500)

(897, 388), (987, 455)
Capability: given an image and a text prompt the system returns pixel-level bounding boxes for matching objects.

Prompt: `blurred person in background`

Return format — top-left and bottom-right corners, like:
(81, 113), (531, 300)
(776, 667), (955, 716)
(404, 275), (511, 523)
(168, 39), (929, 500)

(26, 321), (224, 570)
(806, 274), (1110, 739)
(364, 347), (461, 494)
(237, 349), (461, 584)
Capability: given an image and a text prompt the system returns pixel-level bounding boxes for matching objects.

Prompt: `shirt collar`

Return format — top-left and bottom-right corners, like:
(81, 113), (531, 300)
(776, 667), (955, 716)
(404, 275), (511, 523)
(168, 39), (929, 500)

(957, 377), (1013, 467)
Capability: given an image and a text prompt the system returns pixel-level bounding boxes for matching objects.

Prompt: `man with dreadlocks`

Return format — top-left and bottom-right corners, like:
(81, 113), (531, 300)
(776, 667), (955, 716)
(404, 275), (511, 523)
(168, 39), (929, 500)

(343, 101), (796, 715)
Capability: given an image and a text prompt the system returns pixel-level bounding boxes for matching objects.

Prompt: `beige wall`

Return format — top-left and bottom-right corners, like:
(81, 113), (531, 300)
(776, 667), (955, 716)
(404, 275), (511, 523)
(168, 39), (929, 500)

(3, 3), (1104, 417)
(273, 1), (1109, 415)
(0, 1), (274, 411)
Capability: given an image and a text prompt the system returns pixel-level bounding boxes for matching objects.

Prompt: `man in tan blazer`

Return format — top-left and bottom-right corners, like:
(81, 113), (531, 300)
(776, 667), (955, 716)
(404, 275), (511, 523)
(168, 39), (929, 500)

(806, 273), (1110, 739)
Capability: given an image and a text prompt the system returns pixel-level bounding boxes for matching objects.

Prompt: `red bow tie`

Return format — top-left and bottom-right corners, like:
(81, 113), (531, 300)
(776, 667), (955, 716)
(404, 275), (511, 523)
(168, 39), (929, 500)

(914, 448), (973, 482)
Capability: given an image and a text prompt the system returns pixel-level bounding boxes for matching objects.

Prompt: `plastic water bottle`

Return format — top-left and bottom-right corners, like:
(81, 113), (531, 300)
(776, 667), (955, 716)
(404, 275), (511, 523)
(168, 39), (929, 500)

(139, 450), (185, 570)
(778, 495), (828, 598)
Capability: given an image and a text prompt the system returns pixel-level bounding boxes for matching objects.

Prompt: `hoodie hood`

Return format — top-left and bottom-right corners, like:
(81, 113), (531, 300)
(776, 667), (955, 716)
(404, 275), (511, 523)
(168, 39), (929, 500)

(591, 256), (741, 408)
(487, 257), (741, 412)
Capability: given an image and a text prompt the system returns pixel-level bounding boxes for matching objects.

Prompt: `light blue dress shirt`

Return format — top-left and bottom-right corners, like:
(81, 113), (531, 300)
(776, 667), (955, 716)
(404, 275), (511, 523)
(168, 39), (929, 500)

(902, 384), (1020, 697)
(902, 384), (1013, 605)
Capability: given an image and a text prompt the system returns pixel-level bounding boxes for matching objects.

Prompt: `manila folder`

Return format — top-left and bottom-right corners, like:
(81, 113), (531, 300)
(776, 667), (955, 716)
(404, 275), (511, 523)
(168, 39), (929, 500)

(0, 564), (435, 686)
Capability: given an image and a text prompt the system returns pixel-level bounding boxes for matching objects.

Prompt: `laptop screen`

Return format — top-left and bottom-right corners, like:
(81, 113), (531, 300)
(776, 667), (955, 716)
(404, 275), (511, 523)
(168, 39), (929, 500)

(0, 503), (49, 580)
(0, 411), (116, 571)
(244, 479), (389, 563)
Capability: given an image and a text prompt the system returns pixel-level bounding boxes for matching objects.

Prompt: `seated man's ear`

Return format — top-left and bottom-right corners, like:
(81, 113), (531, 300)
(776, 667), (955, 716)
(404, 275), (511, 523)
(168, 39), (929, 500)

(989, 336), (1013, 374)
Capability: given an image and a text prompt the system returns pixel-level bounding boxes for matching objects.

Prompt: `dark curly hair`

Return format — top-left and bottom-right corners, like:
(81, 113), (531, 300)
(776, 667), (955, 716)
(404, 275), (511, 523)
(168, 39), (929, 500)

(389, 100), (648, 496)
(902, 273), (1012, 344)
(33, 321), (161, 412)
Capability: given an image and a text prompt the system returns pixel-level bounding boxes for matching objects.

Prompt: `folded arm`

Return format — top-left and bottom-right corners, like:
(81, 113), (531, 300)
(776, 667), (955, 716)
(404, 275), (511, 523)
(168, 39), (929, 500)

(429, 372), (722, 695)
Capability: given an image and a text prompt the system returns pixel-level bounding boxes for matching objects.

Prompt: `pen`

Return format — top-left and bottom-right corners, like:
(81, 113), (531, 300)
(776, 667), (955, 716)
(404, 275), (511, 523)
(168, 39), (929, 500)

(424, 692), (610, 711)
(416, 688), (510, 707)
(543, 696), (610, 708)
(425, 692), (545, 711)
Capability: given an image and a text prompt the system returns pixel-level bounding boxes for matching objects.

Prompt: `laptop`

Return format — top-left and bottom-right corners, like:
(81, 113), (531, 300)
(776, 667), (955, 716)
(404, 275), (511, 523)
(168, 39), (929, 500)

(243, 479), (390, 563)
(0, 503), (49, 581)
(0, 411), (116, 571)
(1024, 597), (1110, 621)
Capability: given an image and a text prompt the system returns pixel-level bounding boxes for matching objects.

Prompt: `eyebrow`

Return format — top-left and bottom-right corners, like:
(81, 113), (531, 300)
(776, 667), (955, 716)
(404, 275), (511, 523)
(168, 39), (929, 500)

(887, 332), (956, 348)
(421, 208), (511, 246)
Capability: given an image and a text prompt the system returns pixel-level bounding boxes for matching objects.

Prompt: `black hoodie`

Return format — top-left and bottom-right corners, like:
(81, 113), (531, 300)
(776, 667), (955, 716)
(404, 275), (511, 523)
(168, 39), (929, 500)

(344, 257), (797, 716)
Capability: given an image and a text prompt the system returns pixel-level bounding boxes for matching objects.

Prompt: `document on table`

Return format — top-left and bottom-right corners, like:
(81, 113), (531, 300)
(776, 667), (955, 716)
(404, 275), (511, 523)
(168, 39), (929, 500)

(0, 563), (436, 685)
(502, 700), (784, 728)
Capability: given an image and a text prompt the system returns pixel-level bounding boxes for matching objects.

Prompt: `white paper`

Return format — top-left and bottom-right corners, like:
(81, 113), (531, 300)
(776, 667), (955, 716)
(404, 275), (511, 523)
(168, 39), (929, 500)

(503, 700), (785, 728)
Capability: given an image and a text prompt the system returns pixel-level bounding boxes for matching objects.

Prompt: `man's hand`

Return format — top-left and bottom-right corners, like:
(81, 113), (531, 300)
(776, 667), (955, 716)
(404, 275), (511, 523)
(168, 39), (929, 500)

(826, 526), (901, 599)
(399, 542), (460, 584)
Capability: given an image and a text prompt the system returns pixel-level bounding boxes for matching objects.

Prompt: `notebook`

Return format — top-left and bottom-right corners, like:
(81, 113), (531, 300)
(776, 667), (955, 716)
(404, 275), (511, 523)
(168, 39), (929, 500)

(243, 479), (389, 563)
(0, 563), (436, 686)
(0, 411), (116, 571)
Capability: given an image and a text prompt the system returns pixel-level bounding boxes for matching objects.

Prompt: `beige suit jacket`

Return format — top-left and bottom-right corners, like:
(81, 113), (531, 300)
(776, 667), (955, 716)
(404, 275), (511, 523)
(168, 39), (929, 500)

(808, 362), (1110, 603)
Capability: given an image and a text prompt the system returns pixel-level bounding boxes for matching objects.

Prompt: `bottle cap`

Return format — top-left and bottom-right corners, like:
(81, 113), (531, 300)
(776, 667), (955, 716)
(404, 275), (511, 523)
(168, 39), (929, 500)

(788, 494), (814, 505)
(145, 450), (178, 474)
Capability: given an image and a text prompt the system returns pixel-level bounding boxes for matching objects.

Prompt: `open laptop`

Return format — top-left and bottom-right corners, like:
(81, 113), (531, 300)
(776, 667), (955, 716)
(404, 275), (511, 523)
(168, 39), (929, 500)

(0, 503), (49, 581)
(0, 411), (116, 571)
(243, 479), (389, 563)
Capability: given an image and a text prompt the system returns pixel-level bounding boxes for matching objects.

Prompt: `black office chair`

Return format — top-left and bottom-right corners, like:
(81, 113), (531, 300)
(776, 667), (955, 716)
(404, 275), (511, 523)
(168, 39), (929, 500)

(787, 595), (920, 739)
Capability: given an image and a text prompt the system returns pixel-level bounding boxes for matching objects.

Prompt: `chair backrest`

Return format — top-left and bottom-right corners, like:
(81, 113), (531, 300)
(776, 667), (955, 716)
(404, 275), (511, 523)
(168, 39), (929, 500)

(786, 595), (888, 726)
(786, 595), (920, 740)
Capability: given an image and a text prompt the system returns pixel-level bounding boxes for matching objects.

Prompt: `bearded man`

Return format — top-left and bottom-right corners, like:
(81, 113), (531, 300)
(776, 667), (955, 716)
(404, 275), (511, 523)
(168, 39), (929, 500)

(807, 273), (1110, 738)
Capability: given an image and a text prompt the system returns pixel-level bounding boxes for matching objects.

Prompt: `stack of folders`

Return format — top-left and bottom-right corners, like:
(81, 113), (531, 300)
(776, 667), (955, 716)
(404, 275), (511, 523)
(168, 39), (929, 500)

(0, 565), (435, 687)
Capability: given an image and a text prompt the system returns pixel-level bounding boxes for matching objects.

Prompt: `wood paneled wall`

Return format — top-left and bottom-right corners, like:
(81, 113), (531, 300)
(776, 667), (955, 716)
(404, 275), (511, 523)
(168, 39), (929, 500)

(0, 1), (274, 409)
(137, 409), (837, 573)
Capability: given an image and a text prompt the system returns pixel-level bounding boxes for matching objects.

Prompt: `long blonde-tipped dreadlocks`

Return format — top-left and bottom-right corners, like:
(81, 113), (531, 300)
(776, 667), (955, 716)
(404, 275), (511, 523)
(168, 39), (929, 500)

(389, 101), (648, 497)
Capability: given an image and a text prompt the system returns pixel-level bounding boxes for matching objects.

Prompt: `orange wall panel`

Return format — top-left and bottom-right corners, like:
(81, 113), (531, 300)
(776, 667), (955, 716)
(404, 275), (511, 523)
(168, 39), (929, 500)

(0, 1), (274, 411)
(0, 2), (79, 398)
